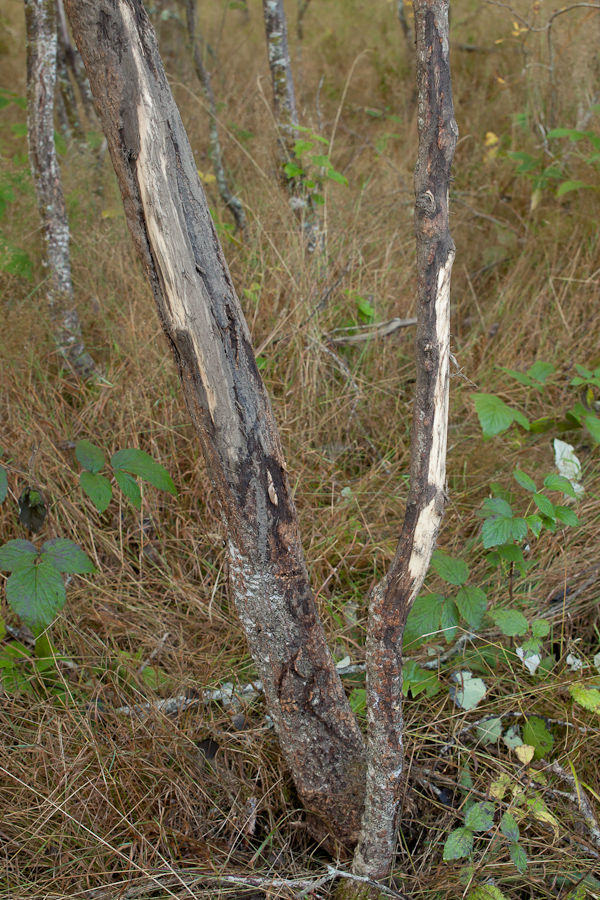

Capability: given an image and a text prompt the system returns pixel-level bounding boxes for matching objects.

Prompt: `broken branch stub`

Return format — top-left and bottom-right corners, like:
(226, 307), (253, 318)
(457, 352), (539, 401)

(63, 0), (365, 849)
(351, 0), (457, 882)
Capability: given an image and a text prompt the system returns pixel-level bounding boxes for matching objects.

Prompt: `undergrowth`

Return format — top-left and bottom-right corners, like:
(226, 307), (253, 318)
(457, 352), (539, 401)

(0, 1), (599, 898)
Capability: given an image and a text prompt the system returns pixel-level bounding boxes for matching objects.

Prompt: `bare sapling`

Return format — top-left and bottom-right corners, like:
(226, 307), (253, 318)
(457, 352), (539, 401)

(262, 0), (299, 175)
(184, 0), (245, 232)
(24, 0), (95, 377)
(347, 0), (457, 889)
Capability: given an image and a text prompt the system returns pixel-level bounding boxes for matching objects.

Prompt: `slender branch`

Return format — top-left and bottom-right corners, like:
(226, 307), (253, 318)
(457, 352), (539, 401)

(262, 0), (299, 168)
(184, 0), (245, 232)
(351, 0), (457, 881)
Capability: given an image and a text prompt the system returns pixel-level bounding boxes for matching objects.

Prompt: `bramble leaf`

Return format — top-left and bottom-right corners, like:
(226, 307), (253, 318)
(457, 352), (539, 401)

(111, 448), (177, 495)
(455, 586), (487, 629)
(491, 608), (529, 636)
(80, 471), (113, 513)
(0, 465), (7, 502)
(113, 469), (142, 509)
(6, 560), (66, 634)
(0, 539), (38, 571)
(75, 440), (105, 473)
(431, 551), (469, 585)
(403, 593), (444, 649)
(41, 538), (95, 574)
(443, 827), (474, 860)
(465, 801), (495, 832)
(523, 716), (554, 758)
(513, 470), (537, 492)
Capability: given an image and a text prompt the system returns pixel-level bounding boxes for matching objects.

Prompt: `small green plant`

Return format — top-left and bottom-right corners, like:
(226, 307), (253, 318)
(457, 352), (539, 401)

(0, 441), (177, 695)
(283, 125), (348, 204)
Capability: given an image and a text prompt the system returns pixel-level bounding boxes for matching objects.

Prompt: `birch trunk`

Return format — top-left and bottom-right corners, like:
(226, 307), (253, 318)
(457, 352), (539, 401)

(350, 0), (457, 885)
(262, 0), (299, 167)
(25, 0), (95, 378)
(184, 0), (245, 232)
(63, 0), (365, 850)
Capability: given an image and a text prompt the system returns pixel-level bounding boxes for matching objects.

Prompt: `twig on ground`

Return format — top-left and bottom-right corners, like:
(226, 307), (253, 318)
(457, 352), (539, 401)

(546, 761), (600, 849)
(326, 317), (417, 345)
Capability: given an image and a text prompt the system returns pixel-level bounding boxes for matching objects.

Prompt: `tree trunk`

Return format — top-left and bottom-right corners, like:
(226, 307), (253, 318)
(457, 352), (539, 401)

(262, 0), (299, 167)
(350, 0), (457, 884)
(184, 0), (245, 232)
(25, 0), (95, 378)
(397, 0), (414, 51)
(63, 0), (365, 851)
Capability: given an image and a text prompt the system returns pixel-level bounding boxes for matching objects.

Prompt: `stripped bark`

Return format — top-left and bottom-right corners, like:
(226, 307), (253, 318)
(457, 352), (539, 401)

(63, 0), (365, 849)
(350, 0), (457, 883)
(262, 0), (299, 167)
(184, 0), (245, 232)
(25, 0), (95, 377)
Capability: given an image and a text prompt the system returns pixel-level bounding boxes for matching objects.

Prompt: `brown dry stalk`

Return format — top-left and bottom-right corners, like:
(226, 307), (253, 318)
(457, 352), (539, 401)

(63, 0), (365, 850)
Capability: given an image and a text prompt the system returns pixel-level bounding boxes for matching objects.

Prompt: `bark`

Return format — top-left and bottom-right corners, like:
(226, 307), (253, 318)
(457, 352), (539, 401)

(350, 0), (457, 883)
(25, 0), (95, 378)
(56, 0), (95, 121)
(184, 0), (245, 232)
(63, 0), (365, 849)
(262, 0), (299, 166)
(55, 8), (84, 141)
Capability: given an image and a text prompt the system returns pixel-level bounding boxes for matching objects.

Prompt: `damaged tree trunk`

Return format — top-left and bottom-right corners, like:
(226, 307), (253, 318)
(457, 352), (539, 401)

(349, 0), (457, 887)
(262, 0), (299, 169)
(63, 0), (365, 851)
(25, 0), (95, 377)
(184, 0), (245, 233)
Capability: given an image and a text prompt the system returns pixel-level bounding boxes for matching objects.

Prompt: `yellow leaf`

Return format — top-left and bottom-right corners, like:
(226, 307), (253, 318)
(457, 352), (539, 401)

(490, 773), (511, 800)
(485, 132), (499, 147)
(515, 744), (535, 765)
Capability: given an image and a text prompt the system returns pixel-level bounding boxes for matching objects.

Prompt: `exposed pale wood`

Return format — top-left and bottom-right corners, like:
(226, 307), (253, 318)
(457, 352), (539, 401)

(350, 0), (457, 882)
(24, 0), (95, 377)
(63, 0), (365, 849)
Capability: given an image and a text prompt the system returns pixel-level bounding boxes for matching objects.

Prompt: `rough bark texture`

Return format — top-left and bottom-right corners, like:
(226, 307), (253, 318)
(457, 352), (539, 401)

(184, 0), (245, 232)
(262, 0), (298, 164)
(63, 0), (365, 849)
(351, 0), (457, 882)
(25, 0), (95, 377)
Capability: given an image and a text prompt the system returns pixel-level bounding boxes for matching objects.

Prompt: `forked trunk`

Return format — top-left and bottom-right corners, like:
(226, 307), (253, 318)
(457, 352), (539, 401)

(350, 0), (457, 884)
(25, 0), (95, 377)
(63, 0), (365, 850)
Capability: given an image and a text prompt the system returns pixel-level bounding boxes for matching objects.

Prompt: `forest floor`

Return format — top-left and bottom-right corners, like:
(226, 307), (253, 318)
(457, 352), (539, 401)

(1, 1), (600, 898)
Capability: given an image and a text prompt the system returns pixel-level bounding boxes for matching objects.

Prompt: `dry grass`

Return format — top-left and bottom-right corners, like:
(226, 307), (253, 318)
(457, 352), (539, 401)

(1, 0), (600, 897)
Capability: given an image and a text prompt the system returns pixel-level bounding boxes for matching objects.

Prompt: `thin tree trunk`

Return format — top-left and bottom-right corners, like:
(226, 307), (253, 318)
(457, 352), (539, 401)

(25, 0), (95, 378)
(262, 0), (299, 168)
(350, 0), (457, 885)
(297, 0), (312, 41)
(56, 0), (95, 122)
(397, 0), (414, 51)
(63, 0), (365, 850)
(55, 8), (84, 141)
(184, 0), (245, 232)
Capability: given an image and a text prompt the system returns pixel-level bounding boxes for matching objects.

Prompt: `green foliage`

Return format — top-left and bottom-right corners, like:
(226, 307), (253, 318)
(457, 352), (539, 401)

(76, 440), (177, 512)
(283, 126), (348, 202)
(522, 716), (554, 759)
(473, 393), (529, 438)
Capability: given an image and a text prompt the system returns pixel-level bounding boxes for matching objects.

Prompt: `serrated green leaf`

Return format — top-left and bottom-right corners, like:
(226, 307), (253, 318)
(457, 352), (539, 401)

(473, 393), (515, 438)
(476, 717), (503, 745)
(80, 471), (113, 513)
(443, 827), (474, 860)
(0, 465), (7, 502)
(502, 367), (534, 387)
(482, 515), (513, 548)
(6, 560), (66, 634)
(431, 551), (469, 585)
(75, 440), (105, 473)
(533, 493), (556, 518)
(455, 586), (487, 629)
(403, 593), (444, 649)
(509, 518), (527, 542)
(553, 506), (579, 526)
(513, 469), (537, 492)
(111, 448), (177, 495)
(492, 543), (524, 564)
(113, 468), (142, 509)
(527, 361), (555, 384)
(531, 619), (550, 639)
(0, 539), (38, 571)
(402, 659), (441, 698)
(441, 599), (459, 643)
(543, 474), (578, 499)
(492, 608), (529, 636)
(466, 801), (495, 832)
(326, 167), (348, 185)
(349, 688), (366, 716)
(501, 812), (520, 842)
(523, 716), (554, 758)
(40, 538), (95, 574)
(467, 885), (508, 900)
(525, 514), (543, 537)
(569, 682), (600, 713)
(556, 180), (589, 197)
(509, 842), (528, 873)
(513, 409), (530, 430)
(482, 497), (513, 518)
(583, 413), (600, 443)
